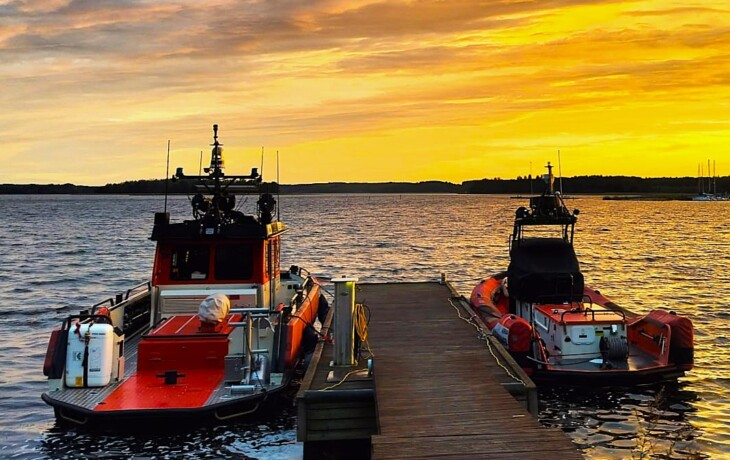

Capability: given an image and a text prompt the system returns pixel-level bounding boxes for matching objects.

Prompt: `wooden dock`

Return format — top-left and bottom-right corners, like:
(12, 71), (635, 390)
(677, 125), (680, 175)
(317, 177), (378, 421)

(297, 281), (583, 459)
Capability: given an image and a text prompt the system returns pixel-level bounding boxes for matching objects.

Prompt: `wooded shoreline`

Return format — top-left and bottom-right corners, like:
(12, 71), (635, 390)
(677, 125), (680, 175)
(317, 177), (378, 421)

(1, 175), (727, 196)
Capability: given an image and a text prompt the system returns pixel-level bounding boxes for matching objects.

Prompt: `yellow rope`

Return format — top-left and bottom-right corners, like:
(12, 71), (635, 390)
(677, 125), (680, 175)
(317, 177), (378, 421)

(355, 302), (374, 359)
(321, 369), (363, 391)
(322, 302), (373, 391)
(448, 297), (525, 386)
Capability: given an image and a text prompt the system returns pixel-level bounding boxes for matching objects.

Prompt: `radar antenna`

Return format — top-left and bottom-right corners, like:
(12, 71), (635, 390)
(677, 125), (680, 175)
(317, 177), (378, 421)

(173, 124), (262, 224)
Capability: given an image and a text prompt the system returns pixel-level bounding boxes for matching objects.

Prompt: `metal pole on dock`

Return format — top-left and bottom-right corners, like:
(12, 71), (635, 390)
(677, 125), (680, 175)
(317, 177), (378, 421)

(332, 277), (358, 366)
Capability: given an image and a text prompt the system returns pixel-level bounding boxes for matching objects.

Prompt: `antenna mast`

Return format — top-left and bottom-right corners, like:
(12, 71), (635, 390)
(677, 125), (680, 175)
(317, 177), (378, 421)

(558, 150), (563, 194)
(164, 140), (171, 213)
(544, 162), (555, 194)
(276, 150), (281, 220)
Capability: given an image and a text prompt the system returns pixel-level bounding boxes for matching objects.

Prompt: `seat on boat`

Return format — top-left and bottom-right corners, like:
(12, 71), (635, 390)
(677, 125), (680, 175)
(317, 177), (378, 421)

(508, 238), (584, 304)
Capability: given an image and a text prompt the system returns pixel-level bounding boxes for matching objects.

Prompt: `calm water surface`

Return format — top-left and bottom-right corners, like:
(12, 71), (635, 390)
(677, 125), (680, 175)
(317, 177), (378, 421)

(0, 194), (728, 459)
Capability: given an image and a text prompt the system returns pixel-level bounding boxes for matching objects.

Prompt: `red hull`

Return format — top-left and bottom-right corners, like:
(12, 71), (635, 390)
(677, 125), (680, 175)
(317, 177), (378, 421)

(469, 274), (694, 383)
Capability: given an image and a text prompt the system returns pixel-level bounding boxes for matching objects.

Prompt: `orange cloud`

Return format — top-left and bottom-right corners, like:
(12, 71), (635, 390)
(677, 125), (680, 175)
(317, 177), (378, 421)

(1, 0), (729, 184)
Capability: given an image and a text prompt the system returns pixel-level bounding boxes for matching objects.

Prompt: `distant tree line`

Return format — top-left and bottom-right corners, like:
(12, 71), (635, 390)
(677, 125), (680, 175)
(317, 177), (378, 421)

(462, 176), (729, 195)
(0, 180), (457, 194)
(0, 176), (727, 195)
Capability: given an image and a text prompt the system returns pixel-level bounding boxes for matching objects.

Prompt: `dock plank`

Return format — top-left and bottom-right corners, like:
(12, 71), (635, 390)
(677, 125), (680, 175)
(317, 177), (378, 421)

(360, 282), (583, 460)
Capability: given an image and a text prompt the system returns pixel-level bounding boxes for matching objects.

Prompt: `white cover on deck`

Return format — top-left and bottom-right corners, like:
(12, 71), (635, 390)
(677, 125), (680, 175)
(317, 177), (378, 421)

(198, 293), (231, 324)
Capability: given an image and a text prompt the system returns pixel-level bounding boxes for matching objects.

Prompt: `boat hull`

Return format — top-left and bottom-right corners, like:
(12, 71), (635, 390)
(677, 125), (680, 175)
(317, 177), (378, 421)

(43, 385), (287, 428)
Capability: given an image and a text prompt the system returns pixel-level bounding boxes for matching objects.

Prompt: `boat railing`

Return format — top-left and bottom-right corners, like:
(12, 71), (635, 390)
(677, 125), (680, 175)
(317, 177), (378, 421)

(61, 313), (114, 330)
(560, 308), (626, 325)
(230, 307), (270, 315)
(90, 280), (152, 313)
(580, 294), (593, 309)
(287, 274), (316, 309)
(82, 281), (152, 335)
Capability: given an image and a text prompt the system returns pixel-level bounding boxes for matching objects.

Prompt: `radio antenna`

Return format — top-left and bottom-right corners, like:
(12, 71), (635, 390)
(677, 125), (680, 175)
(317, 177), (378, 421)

(260, 147), (265, 180)
(277, 150), (281, 220)
(558, 150), (564, 194)
(164, 140), (171, 213)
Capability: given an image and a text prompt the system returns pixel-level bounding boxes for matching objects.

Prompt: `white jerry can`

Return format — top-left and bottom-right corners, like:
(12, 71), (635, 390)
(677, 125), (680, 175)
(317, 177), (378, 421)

(65, 323), (114, 387)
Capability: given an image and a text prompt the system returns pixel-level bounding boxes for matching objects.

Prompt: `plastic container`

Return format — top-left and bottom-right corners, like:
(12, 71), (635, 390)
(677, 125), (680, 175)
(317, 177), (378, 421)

(65, 323), (114, 387)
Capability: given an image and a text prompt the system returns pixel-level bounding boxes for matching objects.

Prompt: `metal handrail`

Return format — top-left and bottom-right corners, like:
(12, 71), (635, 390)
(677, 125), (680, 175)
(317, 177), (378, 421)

(230, 308), (270, 314)
(62, 314), (113, 329)
(125, 281), (152, 300)
(91, 281), (152, 312)
(560, 308), (626, 324)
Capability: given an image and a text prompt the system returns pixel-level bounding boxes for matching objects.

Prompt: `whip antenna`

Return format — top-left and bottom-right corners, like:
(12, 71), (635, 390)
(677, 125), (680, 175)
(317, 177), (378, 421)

(277, 150), (280, 220)
(558, 150), (563, 194)
(164, 140), (170, 213)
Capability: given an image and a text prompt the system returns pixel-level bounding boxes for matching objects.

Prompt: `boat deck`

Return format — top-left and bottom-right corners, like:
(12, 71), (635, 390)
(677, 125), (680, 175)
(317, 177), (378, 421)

(45, 333), (143, 410)
(297, 281), (583, 459)
(43, 317), (278, 416)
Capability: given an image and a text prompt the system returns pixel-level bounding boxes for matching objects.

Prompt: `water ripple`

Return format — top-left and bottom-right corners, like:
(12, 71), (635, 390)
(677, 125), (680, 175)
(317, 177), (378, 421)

(1, 195), (728, 458)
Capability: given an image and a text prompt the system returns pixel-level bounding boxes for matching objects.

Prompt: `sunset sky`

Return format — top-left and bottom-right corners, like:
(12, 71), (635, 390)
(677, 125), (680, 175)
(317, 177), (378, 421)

(2, 0), (729, 185)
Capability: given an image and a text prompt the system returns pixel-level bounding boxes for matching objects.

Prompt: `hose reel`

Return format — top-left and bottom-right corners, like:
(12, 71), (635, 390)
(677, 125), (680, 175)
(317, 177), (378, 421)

(600, 335), (629, 367)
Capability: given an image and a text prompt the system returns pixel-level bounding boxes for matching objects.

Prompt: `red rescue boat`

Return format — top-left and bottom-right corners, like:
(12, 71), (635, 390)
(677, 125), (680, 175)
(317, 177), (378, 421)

(470, 163), (693, 383)
(42, 125), (328, 426)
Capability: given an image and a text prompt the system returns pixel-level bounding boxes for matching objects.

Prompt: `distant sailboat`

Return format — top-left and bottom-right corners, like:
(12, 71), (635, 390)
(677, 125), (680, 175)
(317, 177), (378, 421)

(693, 160), (729, 201)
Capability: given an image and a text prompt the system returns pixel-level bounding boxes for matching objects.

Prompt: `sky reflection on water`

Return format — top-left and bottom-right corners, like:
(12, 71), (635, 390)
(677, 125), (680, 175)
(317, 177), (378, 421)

(0, 194), (727, 458)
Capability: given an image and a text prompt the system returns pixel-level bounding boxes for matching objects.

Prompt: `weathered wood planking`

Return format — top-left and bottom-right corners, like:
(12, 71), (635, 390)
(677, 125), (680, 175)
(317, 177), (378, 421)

(360, 282), (583, 460)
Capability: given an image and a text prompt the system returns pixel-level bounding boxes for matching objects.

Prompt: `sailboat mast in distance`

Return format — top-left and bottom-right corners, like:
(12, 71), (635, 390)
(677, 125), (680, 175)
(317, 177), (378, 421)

(698, 164), (701, 194)
(700, 163), (704, 194)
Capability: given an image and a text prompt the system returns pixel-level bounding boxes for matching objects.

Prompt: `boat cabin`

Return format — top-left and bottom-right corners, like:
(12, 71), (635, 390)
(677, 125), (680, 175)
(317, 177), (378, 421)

(508, 162), (583, 305)
(149, 216), (289, 322)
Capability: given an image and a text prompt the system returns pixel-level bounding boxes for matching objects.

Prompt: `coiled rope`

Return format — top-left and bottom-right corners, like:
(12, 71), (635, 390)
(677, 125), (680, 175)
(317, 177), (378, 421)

(322, 302), (373, 391)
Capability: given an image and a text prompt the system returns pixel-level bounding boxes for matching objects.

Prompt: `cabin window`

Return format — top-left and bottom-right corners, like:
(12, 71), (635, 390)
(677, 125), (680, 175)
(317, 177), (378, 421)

(170, 245), (210, 280)
(215, 245), (254, 280)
